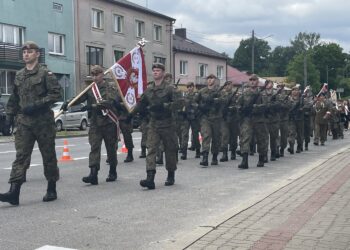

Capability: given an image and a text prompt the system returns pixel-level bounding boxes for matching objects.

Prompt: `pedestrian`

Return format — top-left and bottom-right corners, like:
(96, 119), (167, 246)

(64, 65), (120, 185)
(0, 41), (61, 205)
(134, 63), (179, 189)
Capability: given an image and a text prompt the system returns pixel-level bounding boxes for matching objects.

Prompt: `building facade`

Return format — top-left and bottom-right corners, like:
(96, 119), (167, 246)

(173, 28), (228, 88)
(74, 0), (175, 93)
(0, 0), (75, 102)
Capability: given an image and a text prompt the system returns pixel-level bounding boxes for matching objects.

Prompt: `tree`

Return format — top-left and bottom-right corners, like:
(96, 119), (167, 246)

(268, 46), (296, 76)
(312, 43), (346, 89)
(287, 53), (320, 91)
(290, 32), (321, 53)
(232, 37), (271, 74)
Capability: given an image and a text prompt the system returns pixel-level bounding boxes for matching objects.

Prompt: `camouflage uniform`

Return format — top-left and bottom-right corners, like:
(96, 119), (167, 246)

(303, 93), (314, 150)
(329, 104), (343, 139)
(288, 94), (304, 153)
(7, 64), (61, 183)
(313, 98), (331, 145)
(196, 84), (222, 165)
(277, 90), (291, 156)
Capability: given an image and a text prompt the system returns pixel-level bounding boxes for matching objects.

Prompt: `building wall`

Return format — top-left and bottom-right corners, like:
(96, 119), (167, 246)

(75, 0), (174, 93)
(0, 0), (75, 101)
(174, 52), (227, 86)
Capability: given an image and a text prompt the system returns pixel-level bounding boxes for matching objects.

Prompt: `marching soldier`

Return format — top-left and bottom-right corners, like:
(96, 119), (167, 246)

(303, 87), (314, 151)
(196, 74), (222, 167)
(135, 63), (178, 189)
(0, 41), (61, 205)
(313, 93), (331, 145)
(288, 85), (304, 154)
(277, 83), (290, 157)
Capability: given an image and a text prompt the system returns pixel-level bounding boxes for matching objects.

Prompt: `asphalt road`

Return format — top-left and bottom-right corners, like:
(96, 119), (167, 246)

(0, 131), (349, 250)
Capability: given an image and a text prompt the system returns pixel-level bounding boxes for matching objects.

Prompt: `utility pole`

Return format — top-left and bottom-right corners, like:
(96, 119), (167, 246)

(303, 53), (307, 90)
(251, 30), (255, 74)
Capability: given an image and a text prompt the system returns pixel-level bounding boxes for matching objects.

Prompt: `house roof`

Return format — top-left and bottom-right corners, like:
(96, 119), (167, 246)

(226, 65), (250, 84)
(105, 0), (175, 21)
(173, 34), (228, 60)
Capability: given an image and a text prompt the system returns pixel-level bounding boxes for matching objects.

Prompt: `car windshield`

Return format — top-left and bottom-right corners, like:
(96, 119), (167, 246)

(51, 102), (63, 112)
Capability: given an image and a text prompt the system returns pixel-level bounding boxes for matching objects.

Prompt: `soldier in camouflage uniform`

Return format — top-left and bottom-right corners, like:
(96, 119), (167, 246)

(220, 81), (241, 161)
(261, 80), (280, 161)
(288, 86), (304, 154)
(180, 82), (201, 160)
(329, 102), (343, 139)
(134, 63), (178, 189)
(68, 65), (120, 185)
(313, 93), (331, 145)
(302, 87), (314, 151)
(196, 74), (222, 167)
(277, 83), (290, 157)
(237, 74), (268, 169)
(0, 42), (61, 205)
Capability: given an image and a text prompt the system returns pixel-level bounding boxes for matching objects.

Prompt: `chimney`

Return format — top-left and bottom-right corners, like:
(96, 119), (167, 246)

(175, 28), (186, 39)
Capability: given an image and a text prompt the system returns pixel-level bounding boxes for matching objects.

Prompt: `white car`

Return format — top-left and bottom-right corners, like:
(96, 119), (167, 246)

(52, 102), (89, 131)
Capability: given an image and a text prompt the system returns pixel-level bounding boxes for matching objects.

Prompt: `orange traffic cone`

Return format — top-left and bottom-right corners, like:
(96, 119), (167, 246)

(59, 139), (73, 161)
(121, 141), (128, 153)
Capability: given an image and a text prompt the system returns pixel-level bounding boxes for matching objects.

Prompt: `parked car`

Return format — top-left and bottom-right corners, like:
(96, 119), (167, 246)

(52, 102), (89, 131)
(0, 100), (13, 136)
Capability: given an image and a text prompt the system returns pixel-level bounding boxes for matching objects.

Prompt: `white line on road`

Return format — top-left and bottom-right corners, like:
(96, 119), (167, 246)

(35, 245), (77, 250)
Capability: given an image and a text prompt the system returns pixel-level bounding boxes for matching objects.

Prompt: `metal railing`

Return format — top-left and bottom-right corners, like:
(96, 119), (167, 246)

(0, 42), (45, 65)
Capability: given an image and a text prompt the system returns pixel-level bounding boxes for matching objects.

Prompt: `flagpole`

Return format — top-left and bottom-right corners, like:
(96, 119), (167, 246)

(54, 81), (96, 119)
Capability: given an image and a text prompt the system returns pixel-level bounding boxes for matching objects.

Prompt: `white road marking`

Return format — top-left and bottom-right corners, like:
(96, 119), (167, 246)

(73, 157), (88, 160)
(35, 245), (77, 250)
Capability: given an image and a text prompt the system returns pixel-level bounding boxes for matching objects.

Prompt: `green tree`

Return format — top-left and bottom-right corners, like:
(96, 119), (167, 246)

(312, 43), (346, 88)
(232, 37), (271, 74)
(287, 53), (320, 91)
(268, 46), (296, 76)
(290, 32), (321, 53)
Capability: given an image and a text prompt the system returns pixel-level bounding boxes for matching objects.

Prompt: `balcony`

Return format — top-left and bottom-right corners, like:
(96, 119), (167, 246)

(0, 42), (45, 69)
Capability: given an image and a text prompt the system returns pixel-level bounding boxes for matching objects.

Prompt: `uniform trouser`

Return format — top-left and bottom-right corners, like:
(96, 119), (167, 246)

(140, 120), (149, 148)
(267, 121), (279, 153)
(175, 120), (183, 148)
(240, 118), (268, 155)
(314, 122), (328, 143)
(181, 119), (200, 150)
(288, 119), (304, 146)
(146, 124), (177, 171)
(304, 116), (311, 144)
(89, 124), (118, 170)
(200, 117), (221, 154)
(220, 119), (239, 152)
(279, 120), (288, 149)
(119, 120), (134, 149)
(10, 122), (59, 183)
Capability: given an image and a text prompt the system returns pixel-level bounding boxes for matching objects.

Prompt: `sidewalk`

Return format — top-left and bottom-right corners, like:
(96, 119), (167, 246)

(184, 147), (350, 250)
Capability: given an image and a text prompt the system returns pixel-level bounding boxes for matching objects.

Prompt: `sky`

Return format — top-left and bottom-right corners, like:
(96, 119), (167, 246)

(128, 0), (350, 57)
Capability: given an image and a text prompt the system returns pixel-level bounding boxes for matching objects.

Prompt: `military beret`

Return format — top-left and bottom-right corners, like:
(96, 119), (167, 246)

(249, 74), (258, 80)
(186, 82), (194, 87)
(152, 63), (165, 71)
(22, 41), (39, 50)
(91, 65), (104, 75)
(206, 74), (217, 79)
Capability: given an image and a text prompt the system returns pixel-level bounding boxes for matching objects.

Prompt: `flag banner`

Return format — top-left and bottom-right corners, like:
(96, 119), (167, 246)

(317, 83), (328, 97)
(108, 46), (147, 112)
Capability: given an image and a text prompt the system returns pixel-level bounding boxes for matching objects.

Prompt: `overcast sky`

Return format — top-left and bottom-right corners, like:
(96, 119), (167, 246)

(129, 0), (350, 57)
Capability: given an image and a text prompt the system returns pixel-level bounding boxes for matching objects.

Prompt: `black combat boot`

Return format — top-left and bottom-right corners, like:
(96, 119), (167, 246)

(139, 146), (146, 158)
(164, 171), (175, 186)
(195, 148), (201, 158)
(43, 181), (57, 202)
(270, 151), (276, 161)
(156, 153), (164, 165)
(287, 143), (294, 154)
(140, 170), (156, 189)
(82, 167), (98, 185)
(180, 148), (187, 160)
(305, 142), (309, 151)
(275, 147), (280, 159)
(220, 150), (228, 162)
(236, 149), (242, 157)
(231, 150), (236, 160)
(200, 152), (209, 167)
(106, 165), (117, 182)
(257, 154), (265, 167)
(124, 149), (134, 163)
(0, 182), (21, 206)
(238, 153), (248, 169)
(280, 147), (284, 157)
(211, 153), (218, 165)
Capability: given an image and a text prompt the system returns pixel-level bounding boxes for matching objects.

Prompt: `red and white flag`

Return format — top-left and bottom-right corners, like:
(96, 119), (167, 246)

(107, 46), (147, 112)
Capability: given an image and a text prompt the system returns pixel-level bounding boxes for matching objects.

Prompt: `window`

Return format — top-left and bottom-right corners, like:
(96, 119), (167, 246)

(135, 20), (145, 37)
(114, 15), (124, 33)
(86, 46), (103, 66)
(199, 63), (208, 78)
(91, 9), (104, 29)
(180, 60), (188, 75)
(154, 56), (166, 65)
(48, 33), (64, 55)
(217, 66), (224, 79)
(114, 50), (124, 62)
(0, 23), (24, 45)
(0, 70), (16, 95)
(153, 24), (162, 41)
(53, 2), (63, 12)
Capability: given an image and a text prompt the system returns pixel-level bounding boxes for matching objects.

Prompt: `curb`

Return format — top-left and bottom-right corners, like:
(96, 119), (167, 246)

(160, 145), (350, 250)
